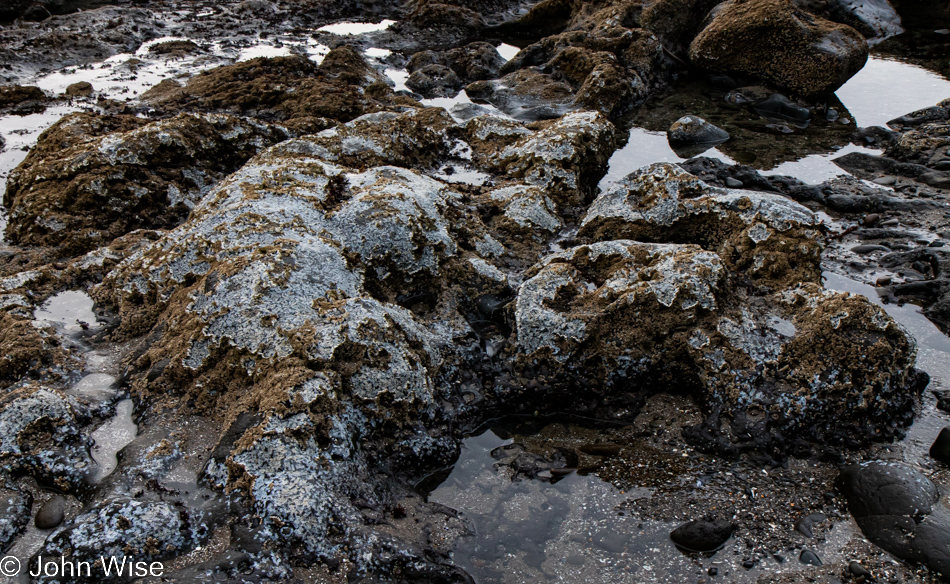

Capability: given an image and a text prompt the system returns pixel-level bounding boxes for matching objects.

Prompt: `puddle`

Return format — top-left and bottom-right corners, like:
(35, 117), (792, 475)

(89, 398), (137, 482)
(496, 43), (520, 62)
(836, 55), (950, 128)
(32, 290), (100, 335)
(430, 427), (867, 583)
(317, 20), (397, 35)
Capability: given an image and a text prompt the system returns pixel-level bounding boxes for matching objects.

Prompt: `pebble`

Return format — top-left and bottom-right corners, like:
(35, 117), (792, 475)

(934, 160), (950, 171)
(931, 427), (950, 464)
(35, 495), (66, 529)
(875, 276), (892, 287)
(861, 213), (881, 227)
(873, 176), (897, 186)
(849, 561), (872, 578)
(725, 177), (743, 188)
(799, 550), (822, 566)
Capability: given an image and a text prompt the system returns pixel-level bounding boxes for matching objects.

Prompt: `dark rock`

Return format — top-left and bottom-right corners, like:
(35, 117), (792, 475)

(937, 391), (950, 413)
(849, 561), (872, 578)
(887, 106), (949, 130)
(670, 519), (736, 552)
(852, 244), (891, 254)
(667, 115), (730, 148)
(689, 0), (869, 98)
(931, 427), (950, 464)
(0, 485), (31, 551)
(35, 494), (66, 529)
(799, 549), (822, 565)
(837, 462), (950, 576)
(725, 177), (743, 188)
(444, 41), (505, 83)
(793, 0), (903, 40)
(752, 94), (812, 126)
(405, 64), (462, 98)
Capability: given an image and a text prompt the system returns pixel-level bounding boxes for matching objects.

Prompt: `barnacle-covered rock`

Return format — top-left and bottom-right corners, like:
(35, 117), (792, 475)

(579, 163), (824, 290)
(0, 385), (94, 491)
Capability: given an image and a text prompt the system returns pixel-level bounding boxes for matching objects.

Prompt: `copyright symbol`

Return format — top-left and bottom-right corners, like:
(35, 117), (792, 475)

(0, 556), (20, 577)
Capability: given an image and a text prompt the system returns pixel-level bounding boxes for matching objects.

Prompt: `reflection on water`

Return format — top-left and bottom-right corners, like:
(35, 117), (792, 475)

(836, 55), (950, 128)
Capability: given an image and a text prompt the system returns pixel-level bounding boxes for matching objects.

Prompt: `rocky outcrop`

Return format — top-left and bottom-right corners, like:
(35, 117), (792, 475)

(4, 112), (289, 254)
(689, 0), (869, 98)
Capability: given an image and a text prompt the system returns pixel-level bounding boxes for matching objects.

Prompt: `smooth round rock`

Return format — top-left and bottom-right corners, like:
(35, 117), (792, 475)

(931, 426), (950, 464)
(799, 549), (822, 565)
(35, 495), (66, 529)
(670, 519), (735, 552)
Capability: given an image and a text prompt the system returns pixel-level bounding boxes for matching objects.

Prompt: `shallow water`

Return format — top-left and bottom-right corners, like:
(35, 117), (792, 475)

(32, 290), (100, 335)
(89, 398), (137, 482)
(836, 56), (950, 128)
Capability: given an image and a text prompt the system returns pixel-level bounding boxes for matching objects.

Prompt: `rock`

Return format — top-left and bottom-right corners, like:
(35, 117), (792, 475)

(937, 391), (950, 413)
(0, 84), (47, 113)
(849, 561), (872, 578)
(0, 311), (77, 384)
(931, 426), (950, 464)
(36, 499), (198, 579)
(670, 519), (736, 552)
(444, 41), (506, 82)
(837, 462), (950, 576)
(64, 80), (93, 97)
(0, 485), (31, 551)
(35, 494), (66, 529)
(295, 108), (456, 169)
(406, 64), (463, 98)
(793, 0), (903, 40)
(482, 111), (617, 210)
(751, 93), (812, 126)
(143, 54), (391, 124)
(147, 39), (201, 57)
(667, 115), (730, 154)
(689, 0), (869, 98)
(466, 69), (577, 120)
(579, 163), (824, 290)
(0, 385), (94, 490)
(887, 105), (949, 129)
(725, 177), (743, 188)
(4, 112), (289, 254)
(799, 549), (822, 565)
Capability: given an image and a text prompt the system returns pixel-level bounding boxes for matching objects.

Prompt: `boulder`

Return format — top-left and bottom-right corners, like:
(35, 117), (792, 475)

(837, 462), (950, 576)
(406, 64), (463, 98)
(689, 0), (869, 98)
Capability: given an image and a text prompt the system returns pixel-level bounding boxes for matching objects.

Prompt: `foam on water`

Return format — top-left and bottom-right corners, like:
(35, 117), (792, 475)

(317, 20), (397, 35)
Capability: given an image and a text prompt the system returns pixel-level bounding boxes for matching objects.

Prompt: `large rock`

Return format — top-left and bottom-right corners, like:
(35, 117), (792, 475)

(511, 238), (919, 453)
(689, 0), (869, 98)
(4, 112), (288, 254)
(837, 462), (950, 576)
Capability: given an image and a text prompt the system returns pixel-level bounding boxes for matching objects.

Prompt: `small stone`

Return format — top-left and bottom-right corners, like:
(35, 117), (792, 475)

(670, 519), (735, 552)
(934, 160), (950, 171)
(742, 559), (756, 569)
(873, 176), (897, 186)
(931, 427), (950, 464)
(35, 495), (66, 529)
(875, 276), (892, 287)
(862, 213), (881, 227)
(667, 115), (730, 147)
(725, 177), (743, 188)
(795, 512), (827, 538)
(799, 550), (822, 565)
(852, 244), (890, 255)
(708, 566), (718, 576)
(849, 561), (872, 578)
